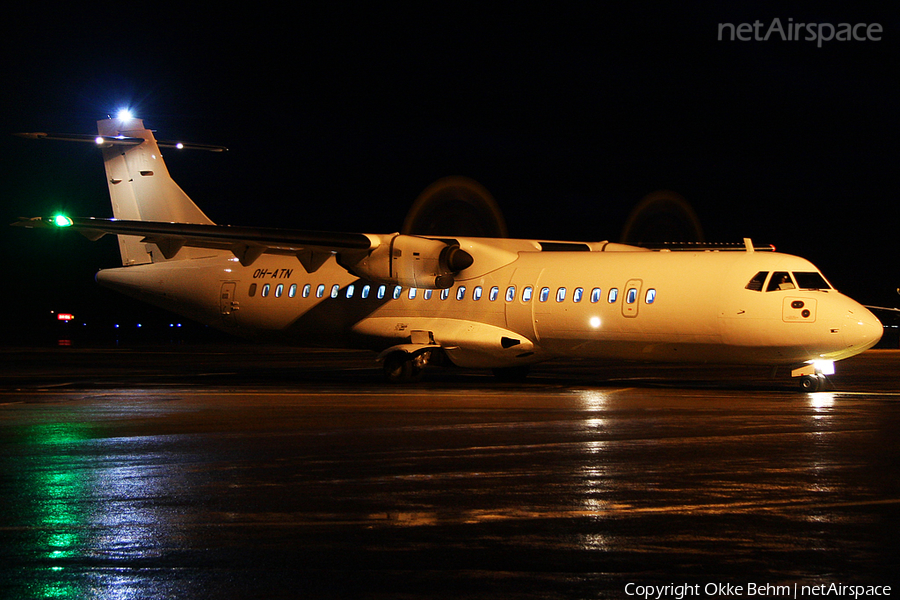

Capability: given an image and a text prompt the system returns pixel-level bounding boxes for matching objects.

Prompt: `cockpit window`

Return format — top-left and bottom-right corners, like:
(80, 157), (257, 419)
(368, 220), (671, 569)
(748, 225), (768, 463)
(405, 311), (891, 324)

(746, 271), (768, 291)
(766, 271), (795, 292)
(793, 271), (831, 290)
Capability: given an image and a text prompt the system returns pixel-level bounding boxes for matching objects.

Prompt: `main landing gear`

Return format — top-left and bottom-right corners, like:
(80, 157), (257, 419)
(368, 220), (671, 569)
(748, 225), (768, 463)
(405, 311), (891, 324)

(381, 349), (533, 384)
(382, 351), (428, 383)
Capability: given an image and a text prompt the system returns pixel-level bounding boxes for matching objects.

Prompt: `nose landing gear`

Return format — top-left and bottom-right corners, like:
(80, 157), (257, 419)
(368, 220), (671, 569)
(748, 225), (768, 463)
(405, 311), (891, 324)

(793, 360), (834, 392)
(799, 373), (827, 392)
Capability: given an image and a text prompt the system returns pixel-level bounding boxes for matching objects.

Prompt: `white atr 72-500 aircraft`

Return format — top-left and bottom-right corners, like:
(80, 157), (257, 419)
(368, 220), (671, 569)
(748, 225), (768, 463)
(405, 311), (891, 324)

(15, 114), (882, 390)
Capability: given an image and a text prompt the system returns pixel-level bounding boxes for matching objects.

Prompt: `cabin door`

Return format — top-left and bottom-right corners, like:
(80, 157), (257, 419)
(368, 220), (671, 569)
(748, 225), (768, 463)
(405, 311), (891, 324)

(505, 268), (543, 342)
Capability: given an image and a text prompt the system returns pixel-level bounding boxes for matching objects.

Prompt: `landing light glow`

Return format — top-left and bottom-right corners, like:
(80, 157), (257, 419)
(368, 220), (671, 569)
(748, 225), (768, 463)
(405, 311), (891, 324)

(116, 108), (133, 121)
(812, 360), (835, 375)
(589, 316), (601, 329)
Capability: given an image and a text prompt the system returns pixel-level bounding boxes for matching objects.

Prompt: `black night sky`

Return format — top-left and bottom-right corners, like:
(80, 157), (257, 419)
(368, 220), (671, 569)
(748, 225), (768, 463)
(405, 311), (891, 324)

(2, 4), (898, 342)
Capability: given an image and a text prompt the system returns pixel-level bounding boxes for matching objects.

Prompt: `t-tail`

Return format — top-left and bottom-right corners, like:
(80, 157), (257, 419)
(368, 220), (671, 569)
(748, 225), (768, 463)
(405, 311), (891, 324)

(97, 116), (219, 265)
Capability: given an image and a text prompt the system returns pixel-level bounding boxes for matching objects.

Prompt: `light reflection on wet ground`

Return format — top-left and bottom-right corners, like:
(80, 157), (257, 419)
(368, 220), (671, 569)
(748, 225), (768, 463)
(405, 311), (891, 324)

(1, 348), (899, 598)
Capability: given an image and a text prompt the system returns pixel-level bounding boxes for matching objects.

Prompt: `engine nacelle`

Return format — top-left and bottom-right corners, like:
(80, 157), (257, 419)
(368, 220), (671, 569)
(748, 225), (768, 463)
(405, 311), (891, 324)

(343, 235), (473, 289)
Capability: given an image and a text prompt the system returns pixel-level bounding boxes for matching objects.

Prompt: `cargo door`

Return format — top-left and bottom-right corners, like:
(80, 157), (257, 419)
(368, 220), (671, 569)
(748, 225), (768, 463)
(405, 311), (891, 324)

(220, 281), (238, 323)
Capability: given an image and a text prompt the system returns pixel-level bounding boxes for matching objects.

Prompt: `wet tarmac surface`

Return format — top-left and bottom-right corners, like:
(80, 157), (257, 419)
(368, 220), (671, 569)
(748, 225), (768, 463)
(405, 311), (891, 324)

(1, 346), (899, 598)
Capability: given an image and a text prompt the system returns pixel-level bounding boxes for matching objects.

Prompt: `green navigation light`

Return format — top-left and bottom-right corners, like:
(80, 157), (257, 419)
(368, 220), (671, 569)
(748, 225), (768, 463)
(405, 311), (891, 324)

(52, 215), (74, 227)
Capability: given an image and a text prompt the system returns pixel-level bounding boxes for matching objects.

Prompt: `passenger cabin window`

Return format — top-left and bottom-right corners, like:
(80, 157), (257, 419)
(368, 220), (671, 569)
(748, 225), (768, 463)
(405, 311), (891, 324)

(316, 284), (325, 298)
(489, 287), (500, 301)
(505, 286), (516, 302)
(556, 287), (566, 302)
(331, 284), (341, 299)
(590, 288), (602, 303)
(573, 288), (584, 303)
(424, 289), (433, 300)
(746, 271), (768, 291)
(456, 286), (466, 300)
(303, 284), (311, 298)
(608, 288), (618, 303)
(440, 288), (450, 300)
(645, 289), (657, 304)
(275, 284), (284, 298)
(625, 288), (637, 304)
(262, 284), (270, 297)
(793, 272), (832, 290)
(361, 285), (370, 299)
(767, 272), (795, 292)
(522, 286), (533, 302)
(289, 284), (297, 298)
(392, 286), (402, 300)
(249, 283), (257, 297)
(473, 286), (483, 301)
(539, 287), (550, 302)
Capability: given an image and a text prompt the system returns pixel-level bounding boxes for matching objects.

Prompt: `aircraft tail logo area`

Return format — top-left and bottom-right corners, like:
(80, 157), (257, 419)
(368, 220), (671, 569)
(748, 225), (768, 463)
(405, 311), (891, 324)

(15, 115), (228, 266)
(97, 117), (220, 265)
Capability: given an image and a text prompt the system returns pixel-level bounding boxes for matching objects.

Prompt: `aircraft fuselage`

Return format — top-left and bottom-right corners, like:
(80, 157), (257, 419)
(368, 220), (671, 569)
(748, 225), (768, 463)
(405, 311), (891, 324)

(96, 242), (882, 372)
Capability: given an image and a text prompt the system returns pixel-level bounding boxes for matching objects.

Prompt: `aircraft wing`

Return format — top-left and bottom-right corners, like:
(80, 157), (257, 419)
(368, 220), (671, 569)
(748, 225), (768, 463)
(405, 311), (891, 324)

(865, 305), (900, 313)
(12, 216), (474, 288)
(13, 216), (374, 270)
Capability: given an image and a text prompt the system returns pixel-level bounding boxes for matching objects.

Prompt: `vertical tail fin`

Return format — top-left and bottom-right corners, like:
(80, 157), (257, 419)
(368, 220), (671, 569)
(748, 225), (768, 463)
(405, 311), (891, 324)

(98, 117), (217, 265)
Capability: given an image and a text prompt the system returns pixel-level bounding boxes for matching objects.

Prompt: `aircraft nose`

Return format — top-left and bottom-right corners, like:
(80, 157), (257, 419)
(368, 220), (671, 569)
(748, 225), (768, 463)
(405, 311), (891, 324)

(843, 305), (883, 353)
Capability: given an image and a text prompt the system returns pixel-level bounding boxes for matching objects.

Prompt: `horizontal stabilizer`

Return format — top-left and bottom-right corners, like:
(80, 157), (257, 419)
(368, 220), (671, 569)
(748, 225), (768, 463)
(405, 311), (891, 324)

(14, 132), (227, 152)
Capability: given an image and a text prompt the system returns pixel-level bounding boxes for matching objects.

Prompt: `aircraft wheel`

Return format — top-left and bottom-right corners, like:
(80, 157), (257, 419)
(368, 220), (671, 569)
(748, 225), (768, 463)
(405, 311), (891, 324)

(492, 365), (530, 382)
(799, 374), (824, 392)
(383, 352), (424, 383)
